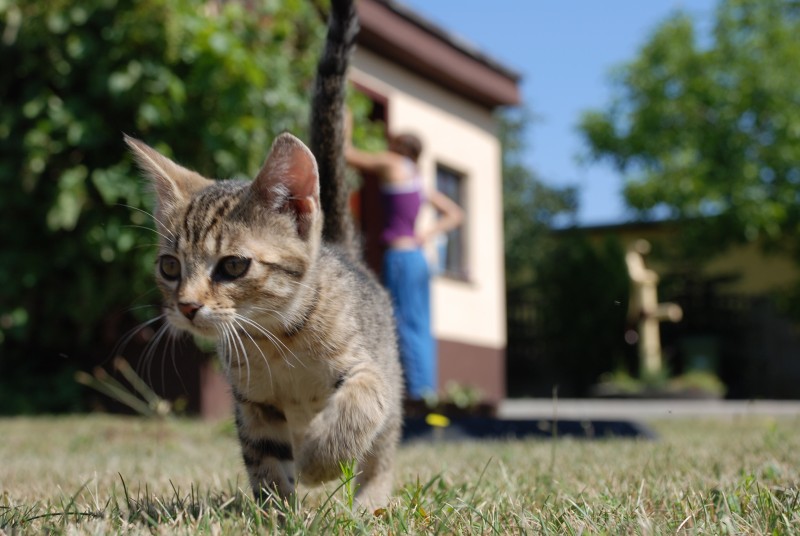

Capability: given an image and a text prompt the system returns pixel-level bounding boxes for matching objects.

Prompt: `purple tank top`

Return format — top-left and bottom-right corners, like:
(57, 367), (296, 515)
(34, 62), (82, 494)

(380, 161), (423, 244)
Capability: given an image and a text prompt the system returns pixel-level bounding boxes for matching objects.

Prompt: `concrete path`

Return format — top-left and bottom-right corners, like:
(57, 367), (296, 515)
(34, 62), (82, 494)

(498, 398), (800, 421)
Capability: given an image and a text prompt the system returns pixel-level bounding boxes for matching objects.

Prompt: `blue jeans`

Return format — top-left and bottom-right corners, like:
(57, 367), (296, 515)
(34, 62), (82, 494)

(383, 248), (436, 400)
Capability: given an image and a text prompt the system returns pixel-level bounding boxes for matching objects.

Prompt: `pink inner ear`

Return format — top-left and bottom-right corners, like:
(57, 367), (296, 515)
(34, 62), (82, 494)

(283, 149), (318, 200)
(253, 133), (320, 205)
(289, 196), (316, 217)
(252, 134), (321, 240)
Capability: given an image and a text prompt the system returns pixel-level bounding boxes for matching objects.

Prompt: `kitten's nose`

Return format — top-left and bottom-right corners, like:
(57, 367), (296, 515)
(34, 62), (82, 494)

(178, 302), (202, 320)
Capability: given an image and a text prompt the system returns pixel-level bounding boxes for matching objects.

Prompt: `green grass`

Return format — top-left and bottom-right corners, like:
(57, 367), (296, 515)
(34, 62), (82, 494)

(1, 414), (799, 534)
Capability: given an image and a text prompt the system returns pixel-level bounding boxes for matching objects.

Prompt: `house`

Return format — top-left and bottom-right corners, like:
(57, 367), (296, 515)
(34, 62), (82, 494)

(581, 220), (798, 300)
(350, 0), (521, 403)
(194, 0), (521, 418)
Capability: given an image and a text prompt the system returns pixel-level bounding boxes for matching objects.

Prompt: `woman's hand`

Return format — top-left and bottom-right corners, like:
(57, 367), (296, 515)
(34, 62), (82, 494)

(422, 190), (464, 243)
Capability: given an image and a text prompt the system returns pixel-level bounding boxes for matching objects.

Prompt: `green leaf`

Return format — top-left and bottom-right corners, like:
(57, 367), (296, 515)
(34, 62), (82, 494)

(47, 166), (88, 231)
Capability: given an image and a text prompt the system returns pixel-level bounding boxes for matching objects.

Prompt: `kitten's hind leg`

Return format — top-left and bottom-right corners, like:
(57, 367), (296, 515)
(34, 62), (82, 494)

(235, 402), (296, 503)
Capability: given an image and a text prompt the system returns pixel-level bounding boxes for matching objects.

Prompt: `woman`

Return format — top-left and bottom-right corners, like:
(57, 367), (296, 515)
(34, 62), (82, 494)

(345, 121), (464, 404)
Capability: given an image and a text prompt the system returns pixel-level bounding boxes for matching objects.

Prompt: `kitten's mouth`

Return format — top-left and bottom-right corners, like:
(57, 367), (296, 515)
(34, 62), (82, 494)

(165, 312), (218, 339)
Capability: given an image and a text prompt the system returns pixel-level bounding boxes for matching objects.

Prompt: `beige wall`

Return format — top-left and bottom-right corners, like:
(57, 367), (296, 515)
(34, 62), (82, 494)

(594, 226), (799, 296)
(351, 48), (507, 352)
(704, 243), (797, 295)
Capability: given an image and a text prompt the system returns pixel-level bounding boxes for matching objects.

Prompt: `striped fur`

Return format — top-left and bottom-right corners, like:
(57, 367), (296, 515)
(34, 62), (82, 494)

(126, 131), (402, 509)
(124, 0), (402, 509)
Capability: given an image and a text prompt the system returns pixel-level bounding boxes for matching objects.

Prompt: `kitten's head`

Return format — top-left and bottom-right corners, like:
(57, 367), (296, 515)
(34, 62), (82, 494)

(125, 133), (322, 340)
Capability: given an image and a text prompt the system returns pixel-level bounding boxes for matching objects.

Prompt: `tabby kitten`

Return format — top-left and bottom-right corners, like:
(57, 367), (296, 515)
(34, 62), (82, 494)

(125, 0), (402, 508)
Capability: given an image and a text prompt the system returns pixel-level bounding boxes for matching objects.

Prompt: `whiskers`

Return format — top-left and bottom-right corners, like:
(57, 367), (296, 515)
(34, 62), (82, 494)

(141, 318), (186, 396)
(214, 310), (309, 394)
(124, 224), (175, 245)
(109, 311), (165, 366)
(112, 295), (311, 406)
(118, 203), (176, 246)
(286, 277), (318, 294)
(243, 308), (307, 368)
(109, 309), (189, 399)
(251, 302), (337, 358)
(217, 322), (254, 389)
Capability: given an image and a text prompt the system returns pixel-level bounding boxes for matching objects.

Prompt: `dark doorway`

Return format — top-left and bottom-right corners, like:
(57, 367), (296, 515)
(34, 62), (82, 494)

(350, 85), (389, 276)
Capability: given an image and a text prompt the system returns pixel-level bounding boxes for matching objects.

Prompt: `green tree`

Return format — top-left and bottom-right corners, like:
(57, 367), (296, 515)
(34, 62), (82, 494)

(501, 108), (577, 297)
(532, 233), (630, 396)
(503, 110), (630, 396)
(580, 0), (800, 260)
(0, 0), (325, 413)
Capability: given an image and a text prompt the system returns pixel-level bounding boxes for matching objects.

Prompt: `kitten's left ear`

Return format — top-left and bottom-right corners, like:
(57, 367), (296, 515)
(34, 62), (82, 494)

(124, 134), (213, 211)
(252, 133), (320, 237)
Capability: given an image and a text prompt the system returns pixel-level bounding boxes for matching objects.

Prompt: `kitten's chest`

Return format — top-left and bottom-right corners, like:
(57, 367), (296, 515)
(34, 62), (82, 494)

(222, 336), (336, 421)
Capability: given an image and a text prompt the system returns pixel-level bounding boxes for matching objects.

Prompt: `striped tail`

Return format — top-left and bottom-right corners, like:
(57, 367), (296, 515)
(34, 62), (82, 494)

(309, 0), (360, 257)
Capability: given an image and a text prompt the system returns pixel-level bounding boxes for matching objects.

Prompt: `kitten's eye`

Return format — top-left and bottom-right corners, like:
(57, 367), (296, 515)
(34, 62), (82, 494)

(215, 256), (251, 281)
(159, 255), (181, 281)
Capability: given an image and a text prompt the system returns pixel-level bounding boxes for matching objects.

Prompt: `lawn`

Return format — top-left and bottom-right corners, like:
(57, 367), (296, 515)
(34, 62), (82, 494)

(1, 414), (799, 534)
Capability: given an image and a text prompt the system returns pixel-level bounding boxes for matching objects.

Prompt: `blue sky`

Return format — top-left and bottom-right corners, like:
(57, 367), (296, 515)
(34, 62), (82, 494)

(400, 0), (718, 225)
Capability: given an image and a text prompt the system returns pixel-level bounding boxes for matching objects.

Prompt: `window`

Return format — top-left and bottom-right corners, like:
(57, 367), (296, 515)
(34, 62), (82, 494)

(435, 165), (468, 279)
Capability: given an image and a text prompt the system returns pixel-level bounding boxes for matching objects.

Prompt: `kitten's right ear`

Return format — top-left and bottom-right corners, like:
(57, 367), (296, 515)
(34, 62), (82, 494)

(124, 134), (213, 208)
(252, 133), (320, 237)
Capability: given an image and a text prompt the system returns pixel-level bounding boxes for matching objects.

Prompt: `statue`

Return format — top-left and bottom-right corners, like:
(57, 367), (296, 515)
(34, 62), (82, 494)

(625, 239), (682, 377)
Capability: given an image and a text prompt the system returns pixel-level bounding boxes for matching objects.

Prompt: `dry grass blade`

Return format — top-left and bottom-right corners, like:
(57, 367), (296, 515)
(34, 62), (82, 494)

(74, 359), (172, 418)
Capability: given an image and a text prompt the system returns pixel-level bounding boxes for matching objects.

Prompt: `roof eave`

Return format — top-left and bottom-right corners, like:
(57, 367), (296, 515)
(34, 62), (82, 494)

(356, 0), (522, 109)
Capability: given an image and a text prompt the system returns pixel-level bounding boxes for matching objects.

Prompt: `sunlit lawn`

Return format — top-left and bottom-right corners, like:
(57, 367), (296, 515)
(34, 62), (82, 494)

(1, 413), (799, 534)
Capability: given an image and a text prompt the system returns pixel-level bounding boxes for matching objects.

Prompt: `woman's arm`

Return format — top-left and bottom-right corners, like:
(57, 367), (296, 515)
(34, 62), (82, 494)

(417, 190), (465, 245)
(345, 145), (394, 176)
(343, 109), (398, 179)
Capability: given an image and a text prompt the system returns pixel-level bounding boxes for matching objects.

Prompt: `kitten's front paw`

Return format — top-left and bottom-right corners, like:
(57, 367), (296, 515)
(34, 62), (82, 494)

(296, 436), (343, 484)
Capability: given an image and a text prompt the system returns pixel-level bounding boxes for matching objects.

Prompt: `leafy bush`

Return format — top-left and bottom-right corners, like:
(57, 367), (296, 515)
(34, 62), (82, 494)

(500, 109), (630, 397)
(532, 233), (630, 396)
(0, 0), (325, 413)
